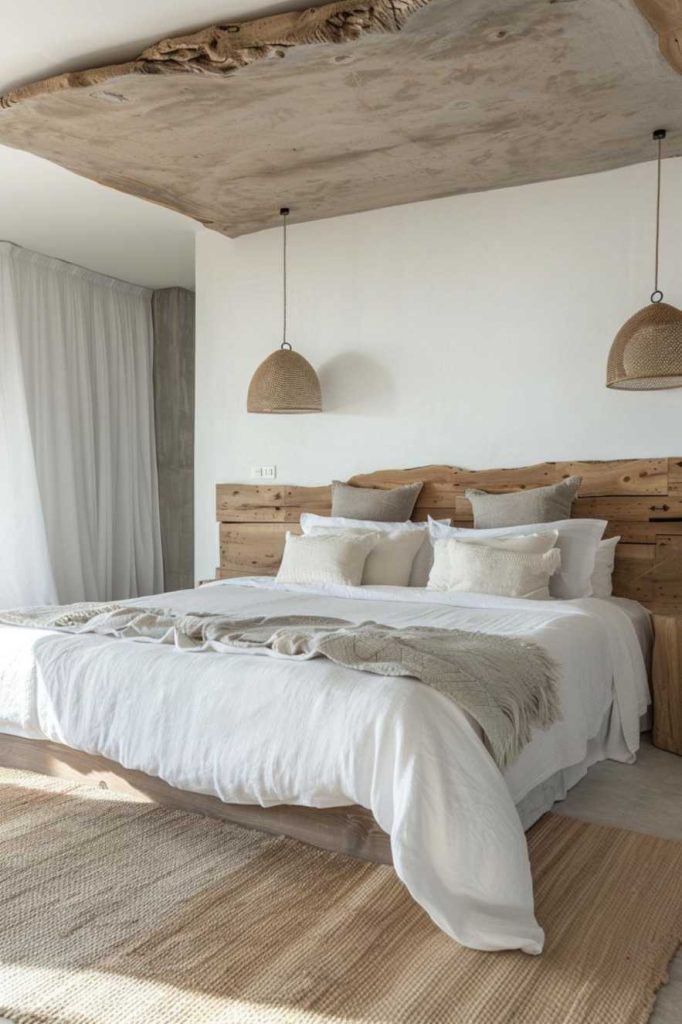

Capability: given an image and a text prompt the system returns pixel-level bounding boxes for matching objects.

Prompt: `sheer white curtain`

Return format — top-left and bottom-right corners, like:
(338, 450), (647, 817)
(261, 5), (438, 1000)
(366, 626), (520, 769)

(0, 242), (163, 606)
(0, 251), (56, 607)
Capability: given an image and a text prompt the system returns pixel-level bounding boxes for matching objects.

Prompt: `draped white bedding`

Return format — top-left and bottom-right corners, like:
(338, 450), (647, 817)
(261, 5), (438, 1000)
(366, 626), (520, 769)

(0, 580), (650, 954)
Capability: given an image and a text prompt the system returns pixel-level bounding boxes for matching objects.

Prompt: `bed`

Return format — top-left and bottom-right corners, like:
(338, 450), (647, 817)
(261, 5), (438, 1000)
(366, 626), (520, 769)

(0, 459), (678, 954)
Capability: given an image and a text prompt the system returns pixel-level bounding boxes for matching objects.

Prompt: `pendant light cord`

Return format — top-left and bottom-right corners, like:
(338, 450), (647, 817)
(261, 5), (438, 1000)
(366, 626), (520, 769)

(652, 129), (666, 303)
(280, 207), (292, 349)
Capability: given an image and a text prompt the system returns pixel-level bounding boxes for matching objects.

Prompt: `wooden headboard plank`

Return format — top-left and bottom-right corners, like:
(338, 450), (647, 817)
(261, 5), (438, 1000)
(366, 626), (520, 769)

(349, 460), (669, 497)
(216, 484), (331, 523)
(215, 459), (670, 523)
(668, 457), (682, 494)
(215, 459), (682, 610)
(602, 521), (682, 543)
(219, 522), (301, 577)
(573, 497), (682, 521)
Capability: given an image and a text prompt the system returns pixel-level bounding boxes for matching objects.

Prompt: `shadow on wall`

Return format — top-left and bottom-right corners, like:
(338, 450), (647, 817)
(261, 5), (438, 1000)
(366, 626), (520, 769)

(317, 351), (395, 415)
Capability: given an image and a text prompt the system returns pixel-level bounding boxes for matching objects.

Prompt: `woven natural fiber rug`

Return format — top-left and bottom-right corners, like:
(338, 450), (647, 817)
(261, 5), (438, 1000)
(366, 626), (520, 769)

(0, 769), (680, 1024)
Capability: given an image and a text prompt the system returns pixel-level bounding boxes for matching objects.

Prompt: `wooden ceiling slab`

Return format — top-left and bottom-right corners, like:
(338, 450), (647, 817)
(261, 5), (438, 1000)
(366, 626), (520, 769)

(1, 0), (682, 236)
(635, 1), (682, 73)
(0, 0), (429, 105)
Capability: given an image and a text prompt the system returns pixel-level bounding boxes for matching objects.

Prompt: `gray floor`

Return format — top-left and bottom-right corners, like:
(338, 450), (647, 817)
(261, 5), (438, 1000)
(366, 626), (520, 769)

(0, 736), (680, 1024)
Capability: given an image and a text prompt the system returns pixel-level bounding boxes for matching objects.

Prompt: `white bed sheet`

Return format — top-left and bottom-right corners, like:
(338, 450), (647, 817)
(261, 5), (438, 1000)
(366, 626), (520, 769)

(0, 580), (650, 955)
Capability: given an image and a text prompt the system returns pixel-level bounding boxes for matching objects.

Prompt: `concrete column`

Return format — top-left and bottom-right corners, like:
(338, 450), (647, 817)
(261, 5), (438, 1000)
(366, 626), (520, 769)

(152, 287), (195, 591)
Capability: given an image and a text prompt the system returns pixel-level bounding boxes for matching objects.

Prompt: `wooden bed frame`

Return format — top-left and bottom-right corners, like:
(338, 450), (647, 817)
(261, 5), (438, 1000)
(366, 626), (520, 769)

(3, 458), (682, 862)
(0, 733), (391, 863)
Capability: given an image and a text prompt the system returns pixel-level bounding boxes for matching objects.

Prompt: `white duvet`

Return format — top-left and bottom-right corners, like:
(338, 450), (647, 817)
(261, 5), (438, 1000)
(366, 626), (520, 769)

(0, 579), (650, 954)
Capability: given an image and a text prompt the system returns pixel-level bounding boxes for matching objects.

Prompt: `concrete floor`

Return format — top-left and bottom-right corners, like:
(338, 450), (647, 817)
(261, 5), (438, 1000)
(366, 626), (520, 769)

(0, 736), (679, 1024)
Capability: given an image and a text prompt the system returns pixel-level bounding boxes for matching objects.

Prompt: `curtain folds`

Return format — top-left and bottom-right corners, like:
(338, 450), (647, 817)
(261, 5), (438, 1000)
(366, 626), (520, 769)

(0, 242), (163, 606)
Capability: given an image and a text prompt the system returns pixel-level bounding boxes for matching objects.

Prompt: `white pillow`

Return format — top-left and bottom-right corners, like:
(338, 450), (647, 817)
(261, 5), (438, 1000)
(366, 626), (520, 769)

(428, 517), (606, 599)
(428, 536), (561, 599)
(300, 513), (424, 534)
(276, 532), (377, 586)
(306, 525), (424, 586)
(300, 513), (450, 587)
(409, 526), (444, 588)
(591, 536), (619, 598)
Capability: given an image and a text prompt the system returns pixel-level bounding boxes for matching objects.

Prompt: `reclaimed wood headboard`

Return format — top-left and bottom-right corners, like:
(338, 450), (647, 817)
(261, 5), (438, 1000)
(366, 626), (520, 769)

(216, 459), (682, 611)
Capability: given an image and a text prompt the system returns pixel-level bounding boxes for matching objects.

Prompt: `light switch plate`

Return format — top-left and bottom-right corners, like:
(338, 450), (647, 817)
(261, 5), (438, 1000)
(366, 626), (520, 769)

(251, 465), (277, 480)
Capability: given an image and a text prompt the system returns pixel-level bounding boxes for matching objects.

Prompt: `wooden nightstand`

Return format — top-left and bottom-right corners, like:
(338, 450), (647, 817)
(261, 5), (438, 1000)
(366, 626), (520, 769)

(651, 611), (682, 756)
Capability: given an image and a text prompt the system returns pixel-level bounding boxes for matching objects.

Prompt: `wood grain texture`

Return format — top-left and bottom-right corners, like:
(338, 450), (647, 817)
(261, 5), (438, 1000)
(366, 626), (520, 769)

(219, 522), (301, 576)
(350, 459), (669, 497)
(1, 4), (682, 238)
(652, 613), (682, 755)
(0, 733), (392, 864)
(216, 484), (331, 523)
(0, 0), (429, 108)
(668, 456), (682, 495)
(635, 0), (682, 74)
(216, 459), (682, 605)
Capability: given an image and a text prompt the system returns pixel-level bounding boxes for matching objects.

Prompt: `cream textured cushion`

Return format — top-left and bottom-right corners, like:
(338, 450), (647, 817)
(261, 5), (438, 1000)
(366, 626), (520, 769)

(428, 534), (561, 599)
(300, 513), (448, 587)
(429, 517), (605, 600)
(306, 525), (425, 586)
(409, 528), (442, 587)
(331, 480), (422, 522)
(465, 476), (582, 528)
(591, 536), (620, 598)
(277, 532), (377, 587)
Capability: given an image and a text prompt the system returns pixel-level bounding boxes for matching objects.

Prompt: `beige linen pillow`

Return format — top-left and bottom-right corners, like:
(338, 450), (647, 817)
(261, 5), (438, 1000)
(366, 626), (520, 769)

(277, 532), (377, 586)
(331, 480), (422, 522)
(307, 526), (424, 586)
(299, 512), (448, 586)
(465, 476), (582, 528)
(590, 536), (620, 598)
(409, 527), (442, 587)
(428, 532), (560, 598)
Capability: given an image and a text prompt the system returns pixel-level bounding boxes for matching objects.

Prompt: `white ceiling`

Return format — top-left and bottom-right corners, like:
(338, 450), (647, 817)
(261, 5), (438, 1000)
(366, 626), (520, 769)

(0, 1), (300, 288)
(0, 146), (197, 289)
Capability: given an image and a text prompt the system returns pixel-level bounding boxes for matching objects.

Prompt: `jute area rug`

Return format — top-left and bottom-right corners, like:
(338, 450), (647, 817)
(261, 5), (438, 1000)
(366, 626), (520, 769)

(0, 769), (680, 1024)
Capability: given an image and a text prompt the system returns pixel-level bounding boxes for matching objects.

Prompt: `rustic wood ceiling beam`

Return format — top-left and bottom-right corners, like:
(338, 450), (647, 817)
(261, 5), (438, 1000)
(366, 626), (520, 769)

(635, 0), (682, 74)
(0, 1), (680, 237)
(0, 0), (431, 109)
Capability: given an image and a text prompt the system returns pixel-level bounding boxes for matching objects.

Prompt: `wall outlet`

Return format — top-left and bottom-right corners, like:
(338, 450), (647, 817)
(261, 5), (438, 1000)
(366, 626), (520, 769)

(251, 465), (277, 480)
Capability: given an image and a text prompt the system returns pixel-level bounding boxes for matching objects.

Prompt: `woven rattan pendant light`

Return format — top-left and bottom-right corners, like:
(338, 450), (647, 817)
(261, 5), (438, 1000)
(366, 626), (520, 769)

(607, 129), (682, 390)
(247, 208), (322, 413)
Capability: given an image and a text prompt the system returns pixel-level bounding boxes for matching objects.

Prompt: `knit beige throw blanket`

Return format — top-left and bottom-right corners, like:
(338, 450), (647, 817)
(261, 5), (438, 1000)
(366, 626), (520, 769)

(0, 603), (560, 768)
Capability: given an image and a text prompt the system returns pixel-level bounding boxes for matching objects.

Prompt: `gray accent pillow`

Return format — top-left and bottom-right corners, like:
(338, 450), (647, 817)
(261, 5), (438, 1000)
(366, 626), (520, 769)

(465, 476), (582, 529)
(331, 480), (423, 522)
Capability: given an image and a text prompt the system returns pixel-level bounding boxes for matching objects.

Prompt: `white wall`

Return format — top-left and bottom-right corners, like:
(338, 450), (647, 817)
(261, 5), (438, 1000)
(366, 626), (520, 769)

(195, 158), (682, 580)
